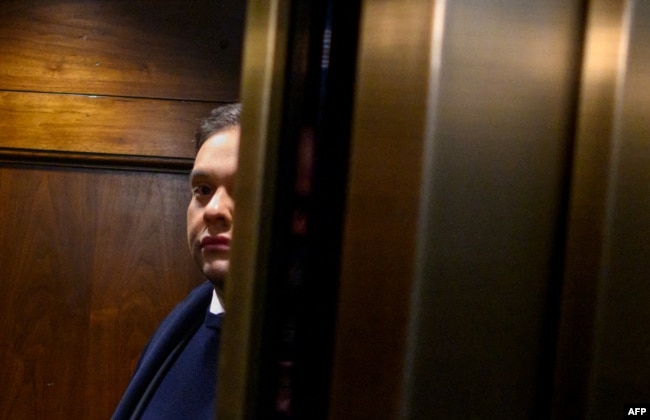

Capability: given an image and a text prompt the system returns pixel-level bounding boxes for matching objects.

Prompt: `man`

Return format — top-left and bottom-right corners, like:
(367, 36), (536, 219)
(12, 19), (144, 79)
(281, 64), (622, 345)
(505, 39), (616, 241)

(113, 103), (241, 419)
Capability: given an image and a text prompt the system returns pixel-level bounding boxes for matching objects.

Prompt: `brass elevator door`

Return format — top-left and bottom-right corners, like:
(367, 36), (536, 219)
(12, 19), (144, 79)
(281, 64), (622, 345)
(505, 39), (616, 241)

(221, 1), (650, 419)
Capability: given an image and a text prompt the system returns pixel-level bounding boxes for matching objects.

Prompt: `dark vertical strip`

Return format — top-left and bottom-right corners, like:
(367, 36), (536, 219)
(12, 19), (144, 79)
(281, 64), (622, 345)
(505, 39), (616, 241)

(255, 1), (361, 418)
(534, 2), (591, 419)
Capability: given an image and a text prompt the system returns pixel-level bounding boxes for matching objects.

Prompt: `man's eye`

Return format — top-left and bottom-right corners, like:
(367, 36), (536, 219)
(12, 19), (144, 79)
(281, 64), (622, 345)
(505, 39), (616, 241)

(193, 185), (212, 196)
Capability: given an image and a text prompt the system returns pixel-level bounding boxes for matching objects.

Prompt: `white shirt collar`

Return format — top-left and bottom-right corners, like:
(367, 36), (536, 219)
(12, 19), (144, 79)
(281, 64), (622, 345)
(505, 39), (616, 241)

(209, 289), (225, 315)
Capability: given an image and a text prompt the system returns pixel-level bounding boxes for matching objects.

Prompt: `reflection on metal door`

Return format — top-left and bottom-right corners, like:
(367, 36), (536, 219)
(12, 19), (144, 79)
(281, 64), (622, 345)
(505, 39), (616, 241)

(221, 0), (650, 418)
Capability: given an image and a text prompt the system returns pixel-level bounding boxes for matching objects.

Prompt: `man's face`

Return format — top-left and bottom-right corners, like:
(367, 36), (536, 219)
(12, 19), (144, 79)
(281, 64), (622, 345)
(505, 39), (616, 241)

(187, 127), (240, 291)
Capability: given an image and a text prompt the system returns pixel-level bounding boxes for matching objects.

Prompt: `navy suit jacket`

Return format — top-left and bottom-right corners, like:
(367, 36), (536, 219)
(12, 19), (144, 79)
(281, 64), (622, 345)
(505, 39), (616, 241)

(112, 281), (214, 420)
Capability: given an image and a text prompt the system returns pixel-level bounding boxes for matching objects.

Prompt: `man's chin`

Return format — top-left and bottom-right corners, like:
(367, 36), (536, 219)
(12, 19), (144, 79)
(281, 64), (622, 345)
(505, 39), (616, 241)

(202, 262), (228, 290)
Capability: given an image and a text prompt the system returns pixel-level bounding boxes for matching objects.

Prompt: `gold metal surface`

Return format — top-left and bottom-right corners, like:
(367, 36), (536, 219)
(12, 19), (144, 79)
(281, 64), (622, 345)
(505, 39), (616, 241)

(552, 1), (629, 418)
(328, 1), (436, 418)
(216, 0), (290, 418)
(358, 0), (584, 418)
(554, 0), (650, 417)
(218, 0), (650, 417)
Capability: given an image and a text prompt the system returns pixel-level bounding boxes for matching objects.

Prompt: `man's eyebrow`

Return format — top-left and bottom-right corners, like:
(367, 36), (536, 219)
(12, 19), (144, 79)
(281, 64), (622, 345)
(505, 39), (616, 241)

(189, 169), (210, 181)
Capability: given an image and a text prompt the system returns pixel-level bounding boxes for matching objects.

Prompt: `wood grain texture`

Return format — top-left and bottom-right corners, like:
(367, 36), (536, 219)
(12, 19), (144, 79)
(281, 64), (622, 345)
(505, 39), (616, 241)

(0, 165), (205, 419)
(0, 0), (245, 101)
(0, 91), (218, 160)
(0, 0), (243, 418)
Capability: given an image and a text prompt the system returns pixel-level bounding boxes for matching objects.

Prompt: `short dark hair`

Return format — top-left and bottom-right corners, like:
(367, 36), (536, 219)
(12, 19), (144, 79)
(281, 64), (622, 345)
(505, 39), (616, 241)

(194, 103), (241, 153)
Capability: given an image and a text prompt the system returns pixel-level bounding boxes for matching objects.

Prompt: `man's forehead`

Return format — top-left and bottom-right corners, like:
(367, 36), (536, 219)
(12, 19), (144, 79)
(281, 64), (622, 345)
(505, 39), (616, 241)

(199, 127), (240, 150)
(191, 132), (239, 178)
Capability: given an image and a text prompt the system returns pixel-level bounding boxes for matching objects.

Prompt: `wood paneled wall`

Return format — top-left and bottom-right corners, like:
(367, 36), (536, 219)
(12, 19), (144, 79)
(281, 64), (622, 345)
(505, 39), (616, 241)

(0, 0), (244, 161)
(0, 167), (201, 418)
(0, 1), (245, 418)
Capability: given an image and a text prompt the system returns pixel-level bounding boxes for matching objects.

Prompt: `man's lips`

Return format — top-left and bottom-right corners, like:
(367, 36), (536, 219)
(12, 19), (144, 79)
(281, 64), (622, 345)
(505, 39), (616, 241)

(200, 236), (231, 252)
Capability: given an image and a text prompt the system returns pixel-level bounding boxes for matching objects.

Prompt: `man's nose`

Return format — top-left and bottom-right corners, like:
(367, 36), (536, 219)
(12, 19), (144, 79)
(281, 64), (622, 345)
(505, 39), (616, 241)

(204, 187), (233, 227)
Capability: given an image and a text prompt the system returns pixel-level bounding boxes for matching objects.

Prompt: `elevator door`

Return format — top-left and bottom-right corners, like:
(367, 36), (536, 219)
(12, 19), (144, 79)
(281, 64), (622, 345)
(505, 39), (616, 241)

(221, 0), (650, 418)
